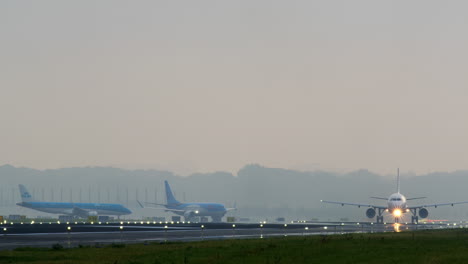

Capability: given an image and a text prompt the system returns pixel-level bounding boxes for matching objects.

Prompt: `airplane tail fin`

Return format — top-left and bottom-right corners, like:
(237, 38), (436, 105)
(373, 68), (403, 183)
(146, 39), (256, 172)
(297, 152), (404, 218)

(164, 181), (181, 206)
(397, 168), (400, 193)
(18, 184), (35, 203)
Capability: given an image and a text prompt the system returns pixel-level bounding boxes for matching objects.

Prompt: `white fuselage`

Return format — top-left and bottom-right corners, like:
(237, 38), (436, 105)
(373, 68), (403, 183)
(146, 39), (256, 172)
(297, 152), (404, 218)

(387, 193), (407, 215)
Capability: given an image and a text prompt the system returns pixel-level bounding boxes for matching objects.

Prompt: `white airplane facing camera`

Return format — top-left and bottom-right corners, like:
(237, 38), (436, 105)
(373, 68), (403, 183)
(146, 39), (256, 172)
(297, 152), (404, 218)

(321, 169), (468, 224)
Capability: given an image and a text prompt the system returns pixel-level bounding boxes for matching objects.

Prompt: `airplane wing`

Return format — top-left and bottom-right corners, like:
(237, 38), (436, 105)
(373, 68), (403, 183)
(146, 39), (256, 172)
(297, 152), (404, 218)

(143, 201), (169, 206)
(406, 197), (427, 201)
(140, 206), (186, 212)
(321, 200), (387, 209)
(408, 201), (468, 209)
(147, 207), (186, 212)
(137, 201), (186, 212)
(71, 207), (95, 218)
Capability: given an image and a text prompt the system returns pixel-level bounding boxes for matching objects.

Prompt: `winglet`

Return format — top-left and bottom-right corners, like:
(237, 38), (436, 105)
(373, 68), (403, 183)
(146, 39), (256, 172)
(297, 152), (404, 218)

(226, 201), (237, 211)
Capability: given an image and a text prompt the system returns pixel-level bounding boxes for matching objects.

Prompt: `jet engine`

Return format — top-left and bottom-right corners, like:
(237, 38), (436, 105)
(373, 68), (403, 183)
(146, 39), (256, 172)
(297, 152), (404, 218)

(419, 208), (429, 219)
(366, 208), (376, 218)
(88, 211), (98, 216)
(183, 211), (197, 220)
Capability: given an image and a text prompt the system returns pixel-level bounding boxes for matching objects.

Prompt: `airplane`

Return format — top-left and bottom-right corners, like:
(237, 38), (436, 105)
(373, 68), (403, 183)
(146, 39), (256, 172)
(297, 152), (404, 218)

(321, 169), (468, 224)
(139, 180), (236, 222)
(16, 184), (132, 218)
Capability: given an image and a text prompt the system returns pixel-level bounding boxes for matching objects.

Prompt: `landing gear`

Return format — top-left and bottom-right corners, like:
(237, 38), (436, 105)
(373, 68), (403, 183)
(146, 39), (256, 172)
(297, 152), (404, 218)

(376, 208), (385, 224)
(184, 216), (195, 222)
(376, 215), (384, 224)
(212, 216), (222, 222)
(410, 209), (419, 224)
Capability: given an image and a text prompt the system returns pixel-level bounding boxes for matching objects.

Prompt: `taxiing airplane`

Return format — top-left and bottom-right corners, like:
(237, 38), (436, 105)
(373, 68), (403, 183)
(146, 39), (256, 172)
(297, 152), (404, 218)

(139, 181), (236, 222)
(16, 184), (132, 218)
(321, 169), (468, 224)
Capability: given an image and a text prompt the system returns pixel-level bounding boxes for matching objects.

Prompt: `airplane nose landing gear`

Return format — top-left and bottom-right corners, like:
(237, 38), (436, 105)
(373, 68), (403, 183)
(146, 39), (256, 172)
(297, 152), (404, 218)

(410, 208), (419, 224)
(376, 215), (384, 224)
(375, 208), (385, 224)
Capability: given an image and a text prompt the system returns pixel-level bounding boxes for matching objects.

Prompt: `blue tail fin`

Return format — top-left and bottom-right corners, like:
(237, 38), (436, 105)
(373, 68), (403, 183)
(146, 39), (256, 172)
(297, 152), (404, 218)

(165, 181), (180, 205)
(19, 184), (35, 203)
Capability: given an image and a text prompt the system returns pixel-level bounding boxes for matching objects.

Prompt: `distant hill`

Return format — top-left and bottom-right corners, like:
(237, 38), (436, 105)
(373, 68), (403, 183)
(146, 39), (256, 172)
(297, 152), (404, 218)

(2, 164), (468, 221)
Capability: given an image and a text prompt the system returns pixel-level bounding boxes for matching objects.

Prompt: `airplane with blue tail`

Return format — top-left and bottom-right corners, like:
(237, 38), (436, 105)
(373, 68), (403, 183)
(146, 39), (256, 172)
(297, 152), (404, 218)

(139, 181), (236, 222)
(16, 184), (132, 218)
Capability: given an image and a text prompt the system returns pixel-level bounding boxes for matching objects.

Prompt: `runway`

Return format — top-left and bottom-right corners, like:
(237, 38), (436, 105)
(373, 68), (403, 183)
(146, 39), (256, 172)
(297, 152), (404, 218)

(0, 221), (459, 250)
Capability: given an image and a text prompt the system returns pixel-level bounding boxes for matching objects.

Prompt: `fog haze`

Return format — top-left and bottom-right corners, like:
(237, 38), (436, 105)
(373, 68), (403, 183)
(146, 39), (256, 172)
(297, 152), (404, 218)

(2, 1), (468, 175)
(2, 164), (468, 222)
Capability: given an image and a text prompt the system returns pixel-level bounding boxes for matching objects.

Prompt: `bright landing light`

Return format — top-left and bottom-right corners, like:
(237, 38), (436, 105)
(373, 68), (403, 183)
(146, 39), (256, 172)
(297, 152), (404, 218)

(393, 209), (402, 217)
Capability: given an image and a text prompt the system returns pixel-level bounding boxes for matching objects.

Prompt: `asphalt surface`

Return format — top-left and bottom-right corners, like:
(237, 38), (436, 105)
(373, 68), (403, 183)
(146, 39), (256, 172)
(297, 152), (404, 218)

(0, 221), (457, 250)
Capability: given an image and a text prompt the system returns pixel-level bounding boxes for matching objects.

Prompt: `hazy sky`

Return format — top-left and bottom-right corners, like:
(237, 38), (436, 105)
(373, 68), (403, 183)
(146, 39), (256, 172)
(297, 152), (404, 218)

(1, 1), (468, 175)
